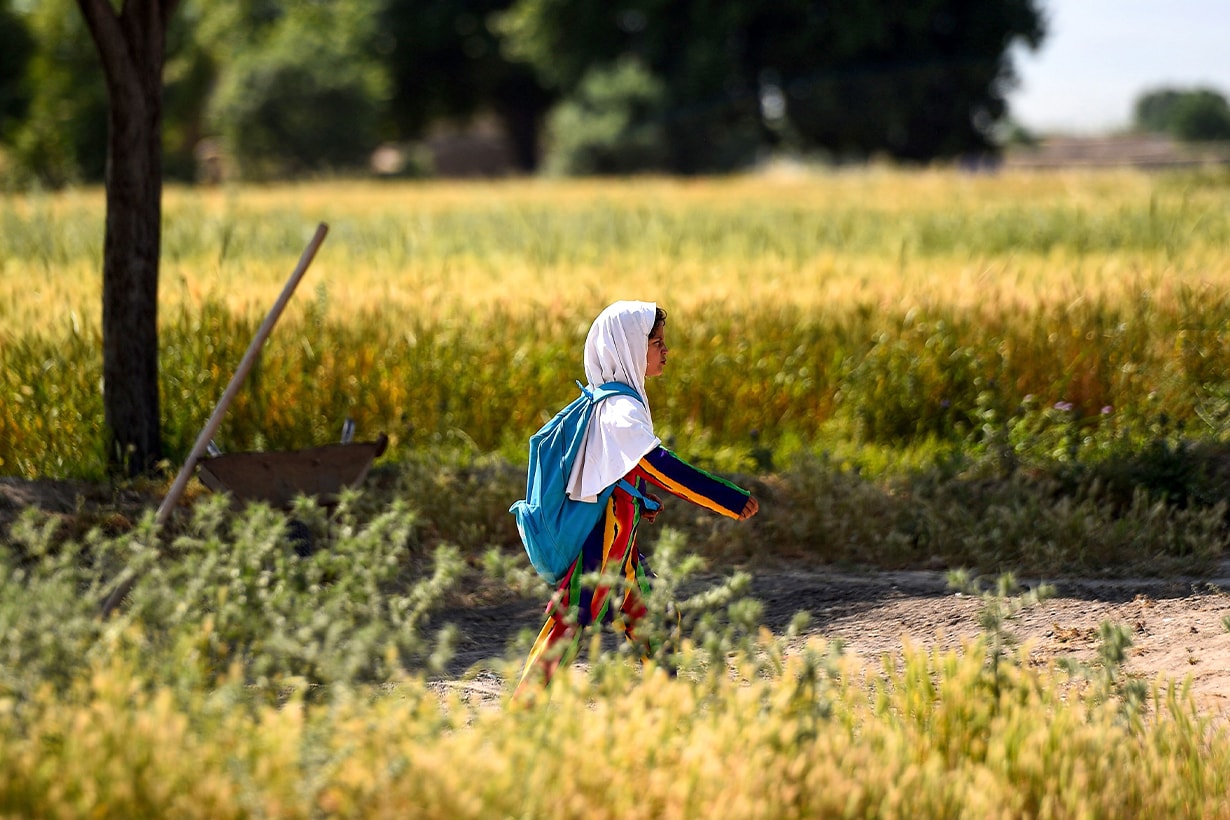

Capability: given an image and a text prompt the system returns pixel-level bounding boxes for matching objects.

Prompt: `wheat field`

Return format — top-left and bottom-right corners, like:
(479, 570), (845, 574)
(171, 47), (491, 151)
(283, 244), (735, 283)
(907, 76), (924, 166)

(4, 168), (1230, 816)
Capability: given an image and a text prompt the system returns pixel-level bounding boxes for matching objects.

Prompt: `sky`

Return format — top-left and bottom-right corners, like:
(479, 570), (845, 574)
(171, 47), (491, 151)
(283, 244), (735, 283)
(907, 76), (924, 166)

(1007, 0), (1230, 134)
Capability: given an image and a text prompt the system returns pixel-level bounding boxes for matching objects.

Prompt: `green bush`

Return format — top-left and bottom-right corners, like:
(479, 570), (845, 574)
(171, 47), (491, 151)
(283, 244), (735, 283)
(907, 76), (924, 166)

(543, 57), (669, 176)
(1134, 86), (1230, 141)
(207, 2), (388, 179)
(0, 494), (463, 703)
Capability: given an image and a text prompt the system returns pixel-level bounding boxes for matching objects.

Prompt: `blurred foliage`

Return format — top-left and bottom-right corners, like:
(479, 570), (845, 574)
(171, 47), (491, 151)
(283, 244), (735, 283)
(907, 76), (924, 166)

(1, 0), (216, 185)
(203, 0), (390, 178)
(0, 0), (34, 142)
(1135, 86), (1230, 142)
(376, 0), (552, 171)
(542, 56), (669, 175)
(499, 0), (1047, 171)
(1171, 91), (1230, 142)
(4, 0), (107, 187)
(161, 0), (219, 181)
(1, 0), (1052, 183)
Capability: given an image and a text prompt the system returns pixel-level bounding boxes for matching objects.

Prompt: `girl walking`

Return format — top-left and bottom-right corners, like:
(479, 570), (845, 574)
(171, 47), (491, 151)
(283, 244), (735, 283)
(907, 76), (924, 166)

(513, 300), (758, 698)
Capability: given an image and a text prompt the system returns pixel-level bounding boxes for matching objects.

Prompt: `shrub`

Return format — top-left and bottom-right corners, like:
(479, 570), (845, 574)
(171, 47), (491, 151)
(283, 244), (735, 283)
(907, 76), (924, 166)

(542, 57), (669, 176)
(0, 493), (464, 703)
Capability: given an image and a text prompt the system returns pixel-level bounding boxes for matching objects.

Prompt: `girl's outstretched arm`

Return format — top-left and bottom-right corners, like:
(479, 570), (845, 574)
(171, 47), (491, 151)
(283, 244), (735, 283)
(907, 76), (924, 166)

(629, 446), (756, 520)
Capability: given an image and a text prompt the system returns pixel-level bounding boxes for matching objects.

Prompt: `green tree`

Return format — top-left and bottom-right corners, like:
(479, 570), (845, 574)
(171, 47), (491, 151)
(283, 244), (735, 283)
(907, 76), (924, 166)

(161, 1), (219, 180)
(204, 0), (389, 178)
(751, 1), (1046, 161)
(1172, 90), (1230, 141)
(1135, 86), (1230, 142)
(4, 0), (211, 185)
(1134, 88), (1185, 134)
(0, 0), (35, 145)
(499, 0), (1046, 172)
(377, 0), (554, 171)
(7, 0), (108, 186)
(542, 56), (668, 175)
(498, 0), (763, 173)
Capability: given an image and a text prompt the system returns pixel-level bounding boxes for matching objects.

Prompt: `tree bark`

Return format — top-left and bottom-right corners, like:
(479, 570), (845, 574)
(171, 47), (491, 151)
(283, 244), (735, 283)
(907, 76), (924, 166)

(496, 102), (542, 173)
(76, 0), (177, 475)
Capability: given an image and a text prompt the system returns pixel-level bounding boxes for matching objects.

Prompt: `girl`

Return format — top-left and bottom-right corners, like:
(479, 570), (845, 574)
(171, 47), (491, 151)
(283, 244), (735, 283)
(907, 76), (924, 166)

(514, 300), (758, 698)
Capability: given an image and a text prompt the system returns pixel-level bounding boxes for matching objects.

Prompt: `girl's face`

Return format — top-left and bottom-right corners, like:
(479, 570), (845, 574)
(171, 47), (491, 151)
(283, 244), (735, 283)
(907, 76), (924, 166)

(646, 328), (668, 377)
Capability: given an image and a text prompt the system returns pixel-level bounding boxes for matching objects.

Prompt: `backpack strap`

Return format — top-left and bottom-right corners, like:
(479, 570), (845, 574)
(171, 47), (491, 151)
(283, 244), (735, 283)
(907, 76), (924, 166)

(576, 381), (658, 511)
(578, 380), (642, 403)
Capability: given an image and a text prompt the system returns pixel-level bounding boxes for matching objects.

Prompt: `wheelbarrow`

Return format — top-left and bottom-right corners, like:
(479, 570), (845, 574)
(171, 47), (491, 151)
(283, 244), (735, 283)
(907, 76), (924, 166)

(105, 224), (386, 614)
(196, 420), (389, 509)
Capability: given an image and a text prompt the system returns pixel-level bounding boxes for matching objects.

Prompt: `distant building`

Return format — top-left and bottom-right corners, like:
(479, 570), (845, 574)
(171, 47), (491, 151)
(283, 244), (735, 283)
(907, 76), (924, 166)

(1005, 134), (1230, 169)
(370, 116), (519, 179)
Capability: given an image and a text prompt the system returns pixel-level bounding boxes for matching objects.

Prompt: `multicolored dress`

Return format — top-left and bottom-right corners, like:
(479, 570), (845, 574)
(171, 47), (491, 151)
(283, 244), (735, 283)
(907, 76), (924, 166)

(514, 445), (750, 696)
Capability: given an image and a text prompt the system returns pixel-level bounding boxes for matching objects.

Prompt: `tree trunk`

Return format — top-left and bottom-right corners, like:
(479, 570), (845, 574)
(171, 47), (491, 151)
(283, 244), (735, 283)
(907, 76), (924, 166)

(494, 72), (552, 174)
(77, 0), (176, 476)
(497, 102), (542, 173)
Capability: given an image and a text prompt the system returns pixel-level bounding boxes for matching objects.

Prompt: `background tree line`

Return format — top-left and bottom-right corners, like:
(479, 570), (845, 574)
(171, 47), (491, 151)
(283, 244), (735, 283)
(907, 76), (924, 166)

(1134, 86), (1230, 143)
(1, 0), (1054, 184)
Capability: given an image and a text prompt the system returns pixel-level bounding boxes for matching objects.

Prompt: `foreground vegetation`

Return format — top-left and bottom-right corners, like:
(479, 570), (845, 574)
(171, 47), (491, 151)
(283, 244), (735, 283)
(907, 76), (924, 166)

(3, 637), (1227, 817)
(4, 170), (1230, 815)
(2, 499), (1228, 817)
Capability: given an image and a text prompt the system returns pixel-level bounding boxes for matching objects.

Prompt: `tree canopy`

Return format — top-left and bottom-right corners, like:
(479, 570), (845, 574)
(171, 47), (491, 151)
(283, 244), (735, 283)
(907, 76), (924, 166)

(1, 0), (1051, 182)
(500, 0), (1047, 170)
(1135, 86), (1230, 142)
(203, 0), (389, 178)
(377, 0), (552, 171)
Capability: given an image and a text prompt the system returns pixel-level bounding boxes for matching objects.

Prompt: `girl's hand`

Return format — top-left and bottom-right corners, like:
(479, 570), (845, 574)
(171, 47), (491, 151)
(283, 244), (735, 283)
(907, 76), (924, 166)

(644, 492), (663, 523)
(738, 495), (759, 520)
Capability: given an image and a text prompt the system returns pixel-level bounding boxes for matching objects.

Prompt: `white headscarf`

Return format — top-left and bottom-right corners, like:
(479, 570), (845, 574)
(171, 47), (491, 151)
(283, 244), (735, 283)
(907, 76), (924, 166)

(565, 300), (662, 502)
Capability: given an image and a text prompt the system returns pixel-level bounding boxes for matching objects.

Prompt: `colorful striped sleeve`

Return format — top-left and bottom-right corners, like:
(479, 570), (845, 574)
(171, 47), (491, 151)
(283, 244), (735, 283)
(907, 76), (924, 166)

(628, 446), (750, 519)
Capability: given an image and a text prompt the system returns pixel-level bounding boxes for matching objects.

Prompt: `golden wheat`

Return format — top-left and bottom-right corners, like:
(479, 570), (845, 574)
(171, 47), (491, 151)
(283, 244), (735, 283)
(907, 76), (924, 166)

(4, 170), (1227, 336)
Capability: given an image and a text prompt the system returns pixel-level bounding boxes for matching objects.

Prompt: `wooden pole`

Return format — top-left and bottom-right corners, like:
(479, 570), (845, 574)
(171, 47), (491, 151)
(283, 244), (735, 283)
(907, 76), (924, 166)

(154, 222), (329, 526)
(100, 223), (330, 616)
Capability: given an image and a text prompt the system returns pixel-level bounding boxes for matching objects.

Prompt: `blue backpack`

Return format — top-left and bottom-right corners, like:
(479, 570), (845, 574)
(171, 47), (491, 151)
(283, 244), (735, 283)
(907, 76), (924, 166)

(509, 381), (660, 584)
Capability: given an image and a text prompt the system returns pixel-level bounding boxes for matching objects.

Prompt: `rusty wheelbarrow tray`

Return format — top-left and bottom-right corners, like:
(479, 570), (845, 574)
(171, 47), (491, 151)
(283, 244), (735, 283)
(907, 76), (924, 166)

(196, 432), (388, 509)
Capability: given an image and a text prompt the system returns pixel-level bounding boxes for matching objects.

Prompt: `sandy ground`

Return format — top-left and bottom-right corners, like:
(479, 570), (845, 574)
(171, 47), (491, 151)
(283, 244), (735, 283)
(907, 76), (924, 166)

(434, 565), (1230, 717)
(756, 567), (1230, 717)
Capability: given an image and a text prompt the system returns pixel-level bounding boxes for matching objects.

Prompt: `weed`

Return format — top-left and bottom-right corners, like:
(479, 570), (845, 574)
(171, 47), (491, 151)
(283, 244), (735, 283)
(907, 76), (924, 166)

(946, 569), (1055, 699)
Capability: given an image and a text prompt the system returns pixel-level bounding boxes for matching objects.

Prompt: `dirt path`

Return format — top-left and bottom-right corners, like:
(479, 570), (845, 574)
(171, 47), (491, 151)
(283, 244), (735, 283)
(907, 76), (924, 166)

(436, 565), (1230, 716)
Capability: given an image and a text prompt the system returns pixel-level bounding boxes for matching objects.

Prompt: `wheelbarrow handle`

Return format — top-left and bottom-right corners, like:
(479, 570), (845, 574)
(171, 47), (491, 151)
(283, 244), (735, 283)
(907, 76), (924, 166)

(155, 223), (330, 526)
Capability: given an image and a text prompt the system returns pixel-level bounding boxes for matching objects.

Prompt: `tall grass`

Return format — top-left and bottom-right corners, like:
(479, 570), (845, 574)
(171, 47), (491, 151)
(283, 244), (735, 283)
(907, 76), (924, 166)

(5, 286), (1230, 477)
(5, 171), (1230, 817)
